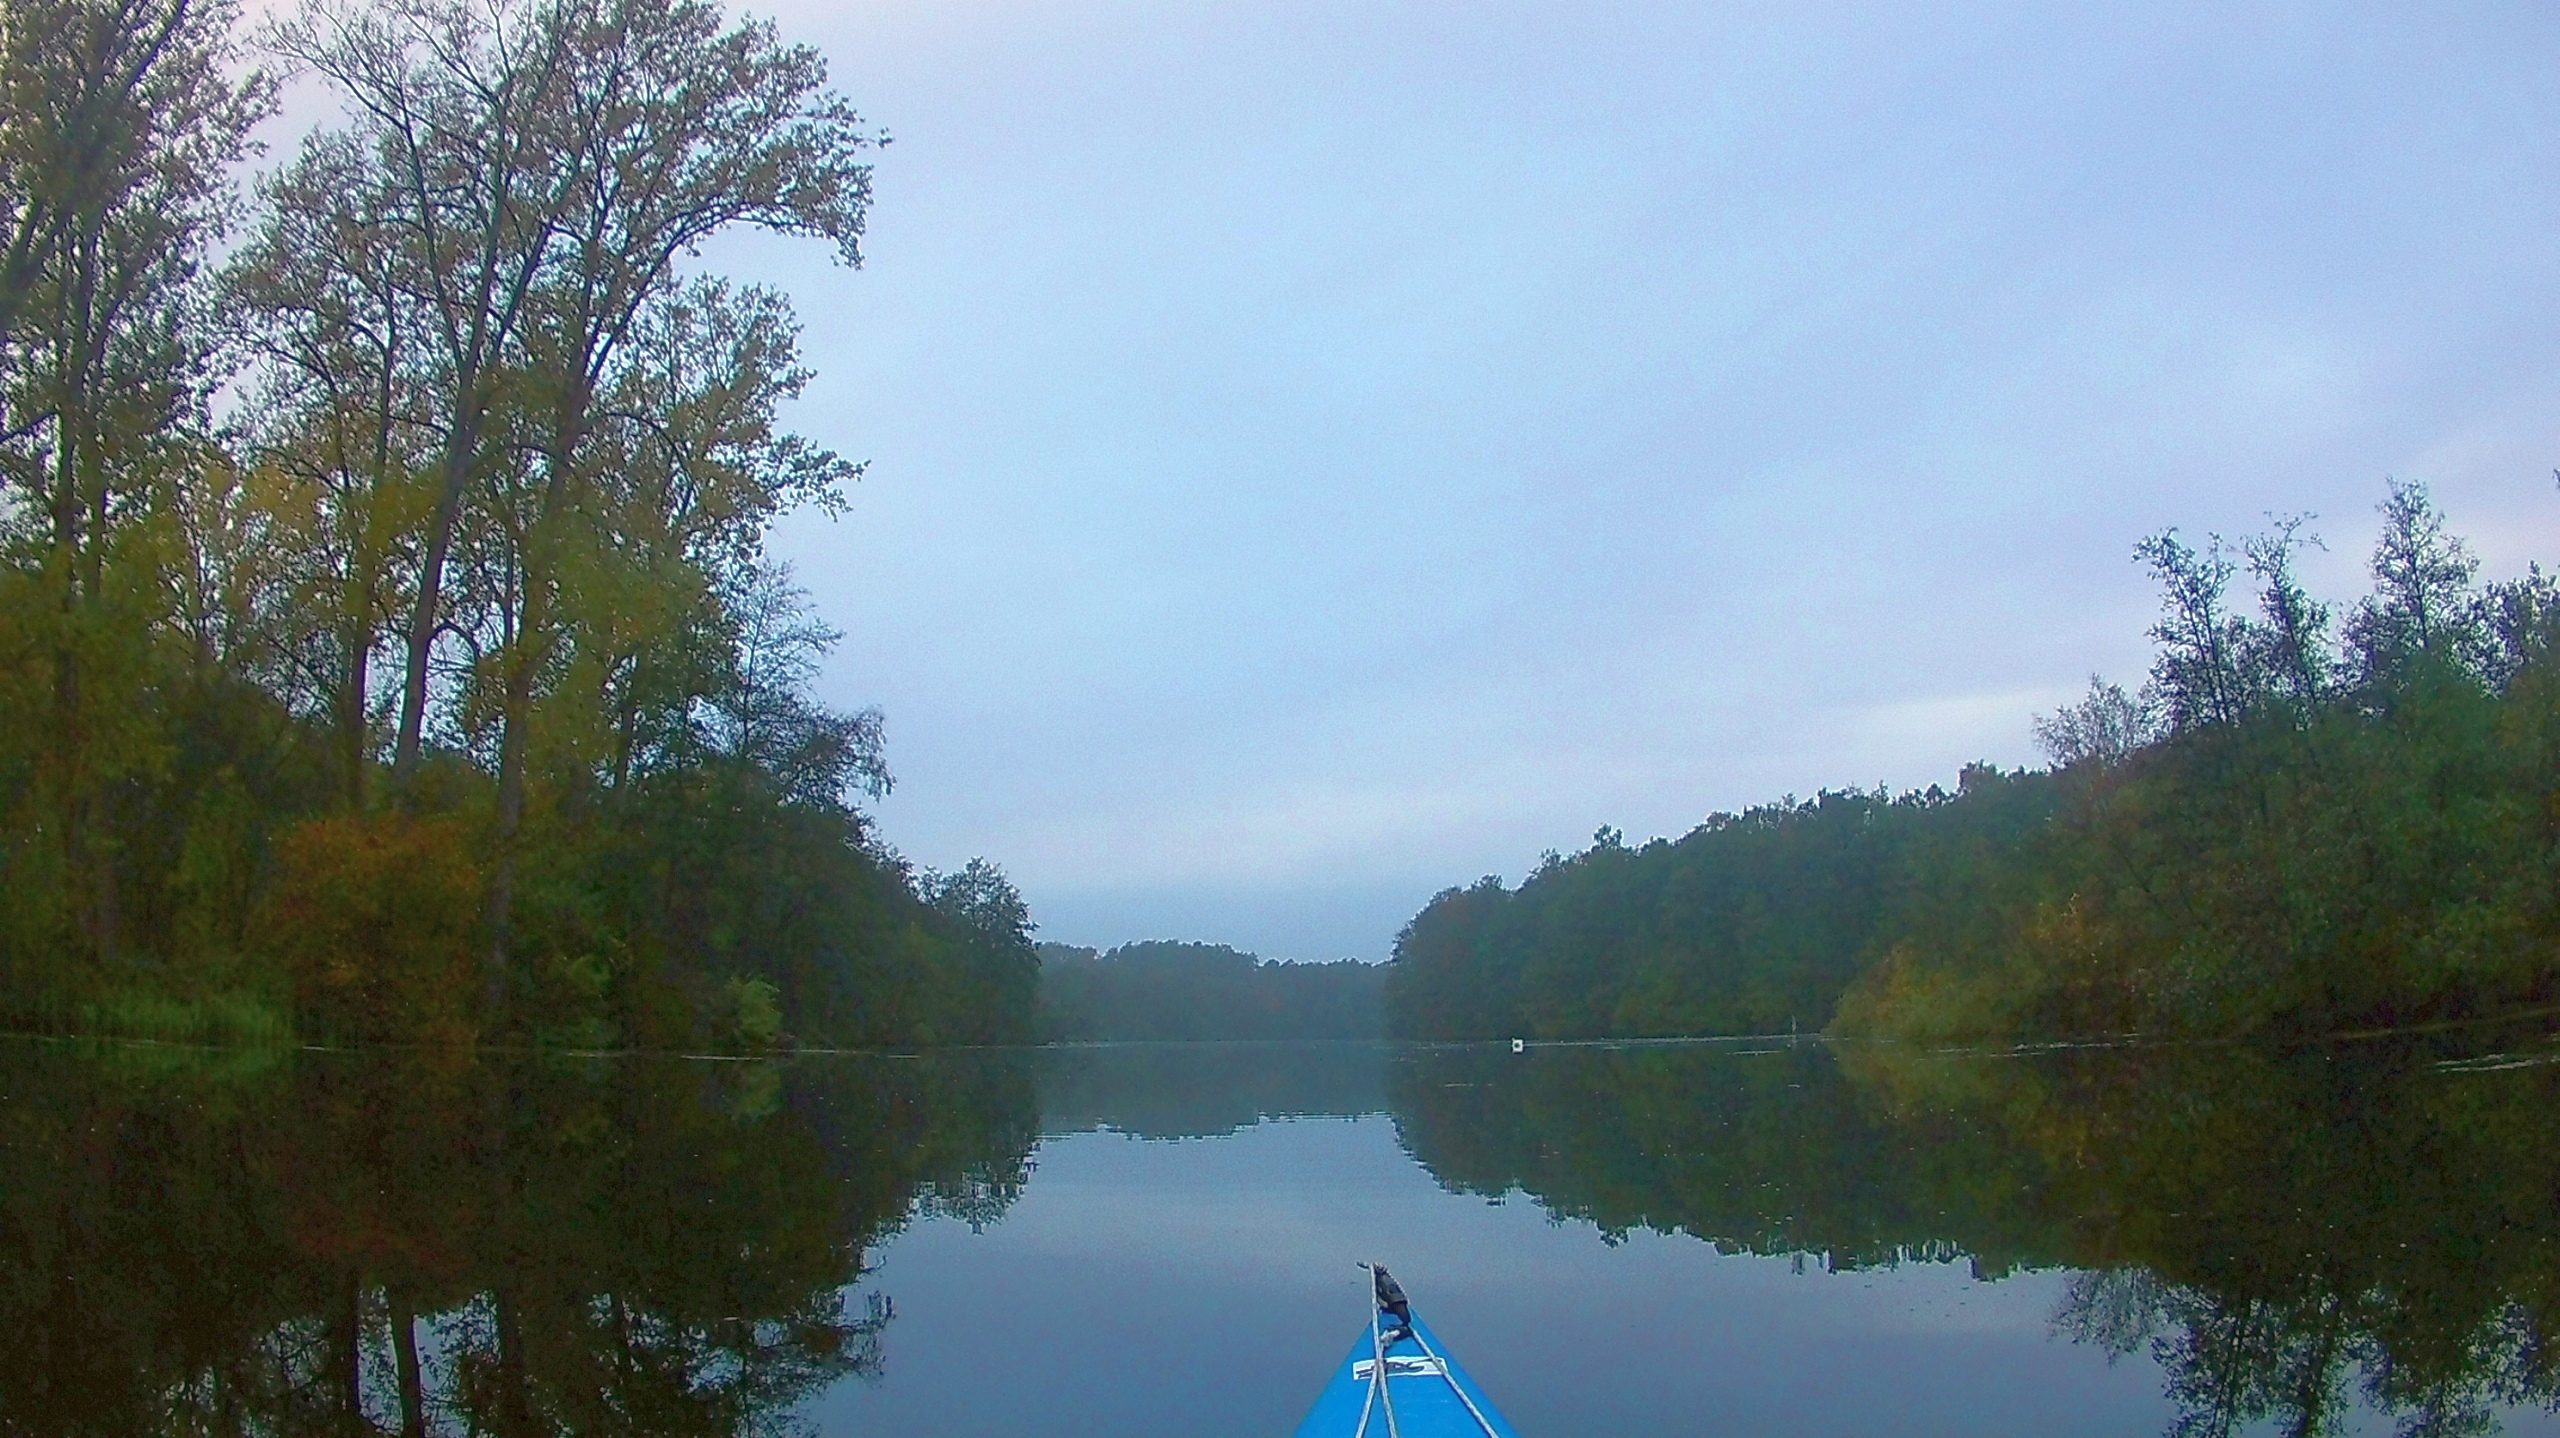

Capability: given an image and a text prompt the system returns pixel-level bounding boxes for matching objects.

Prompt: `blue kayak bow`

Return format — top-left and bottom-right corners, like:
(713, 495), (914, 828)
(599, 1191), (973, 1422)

(1293, 1273), (1519, 1438)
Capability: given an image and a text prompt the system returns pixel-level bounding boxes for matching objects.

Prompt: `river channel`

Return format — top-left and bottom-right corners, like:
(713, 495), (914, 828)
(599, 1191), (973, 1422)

(8, 1032), (2559, 1435)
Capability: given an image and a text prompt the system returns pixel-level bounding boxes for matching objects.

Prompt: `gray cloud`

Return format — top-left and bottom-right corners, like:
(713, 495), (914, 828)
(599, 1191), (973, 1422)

(707, 0), (2560, 957)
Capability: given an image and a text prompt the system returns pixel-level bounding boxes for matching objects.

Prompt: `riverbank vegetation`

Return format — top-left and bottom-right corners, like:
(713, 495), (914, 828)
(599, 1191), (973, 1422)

(1387, 482), (2559, 1043)
(0, 0), (1035, 1049)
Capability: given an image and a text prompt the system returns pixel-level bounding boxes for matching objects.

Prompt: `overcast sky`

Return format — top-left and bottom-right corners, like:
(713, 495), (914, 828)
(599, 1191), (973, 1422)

(686, 1), (2560, 960)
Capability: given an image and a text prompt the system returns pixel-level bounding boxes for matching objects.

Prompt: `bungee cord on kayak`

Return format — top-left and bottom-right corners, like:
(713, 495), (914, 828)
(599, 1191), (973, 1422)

(1302, 1266), (1518, 1438)
(1405, 1322), (1503, 1437)
(1356, 1294), (1400, 1438)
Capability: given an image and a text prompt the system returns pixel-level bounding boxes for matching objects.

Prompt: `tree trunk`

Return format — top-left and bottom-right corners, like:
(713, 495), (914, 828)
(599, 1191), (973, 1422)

(483, 585), (542, 1018)
(391, 1292), (427, 1438)
(390, 411), (482, 795)
(334, 1274), (366, 1435)
(482, 387), (589, 1010)
(494, 1285), (532, 1438)
(340, 600), (372, 810)
(47, 380), (106, 962)
(610, 670), (639, 791)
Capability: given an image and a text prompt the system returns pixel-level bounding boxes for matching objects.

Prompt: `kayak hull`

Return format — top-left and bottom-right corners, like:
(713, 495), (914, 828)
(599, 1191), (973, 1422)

(1292, 1312), (1521, 1438)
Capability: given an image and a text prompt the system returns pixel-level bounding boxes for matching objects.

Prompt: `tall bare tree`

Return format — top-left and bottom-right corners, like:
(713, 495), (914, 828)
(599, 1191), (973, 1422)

(474, 0), (874, 990)
(225, 128), (436, 805)
(263, 0), (587, 795)
(258, 0), (876, 1011)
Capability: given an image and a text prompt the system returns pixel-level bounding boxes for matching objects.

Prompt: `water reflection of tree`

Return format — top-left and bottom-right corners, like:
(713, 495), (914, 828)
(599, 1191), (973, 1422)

(1906, 1041), (2560, 1438)
(0, 1045), (1035, 1436)
(1391, 1038), (2560, 1436)
(2061, 1270), (2368, 1438)
(1387, 1043), (2054, 1267)
(2059, 1268), (2560, 1438)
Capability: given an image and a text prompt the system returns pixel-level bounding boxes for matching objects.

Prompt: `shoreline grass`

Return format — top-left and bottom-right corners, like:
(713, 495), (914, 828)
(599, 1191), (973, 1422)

(8, 988), (297, 1049)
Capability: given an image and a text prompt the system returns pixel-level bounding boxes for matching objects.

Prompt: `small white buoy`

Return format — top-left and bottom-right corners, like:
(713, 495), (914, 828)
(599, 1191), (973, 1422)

(1510, 1038), (1526, 1054)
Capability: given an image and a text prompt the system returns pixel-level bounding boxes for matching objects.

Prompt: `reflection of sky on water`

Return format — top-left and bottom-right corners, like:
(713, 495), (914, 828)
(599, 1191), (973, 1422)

(817, 1113), (2397, 1437)
(12, 1042), (2551, 1433)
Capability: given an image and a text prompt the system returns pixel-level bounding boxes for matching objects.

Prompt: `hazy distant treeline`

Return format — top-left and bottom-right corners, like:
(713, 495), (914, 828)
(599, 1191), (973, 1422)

(0, 0), (1035, 1049)
(1388, 481), (2560, 1042)
(1038, 941), (1385, 1042)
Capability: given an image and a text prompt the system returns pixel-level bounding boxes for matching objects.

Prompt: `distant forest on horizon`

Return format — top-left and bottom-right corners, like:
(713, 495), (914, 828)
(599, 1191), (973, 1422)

(1037, 940), (1384, 1042)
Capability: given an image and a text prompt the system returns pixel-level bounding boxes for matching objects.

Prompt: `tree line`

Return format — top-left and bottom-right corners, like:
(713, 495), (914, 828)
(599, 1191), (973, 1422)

(1387, 480), (2559, 1043)
(1036, 940), (1385, 1042)
(0, 0), (1036, 1048)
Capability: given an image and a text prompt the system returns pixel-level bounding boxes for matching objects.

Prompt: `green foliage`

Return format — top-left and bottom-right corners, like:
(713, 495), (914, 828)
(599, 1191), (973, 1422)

(259, 813), (484, 1045)
(1, 0), (274, 980)
(1037, 940), (1385, 1041)
(0, 0), (1034, 1053)
(1393, 482), (2560, 1045)
(72, 988), (292, 1047)
(556, 761), (1038, 1049)
(1838, 483), (2560, 1042)
(916, 859), (1042, 1044)
(1387, 777), (2060, 1040)
(729, 975), (785, 1051)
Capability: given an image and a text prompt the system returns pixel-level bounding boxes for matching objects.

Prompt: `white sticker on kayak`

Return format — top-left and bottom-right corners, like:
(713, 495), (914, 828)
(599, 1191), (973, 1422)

(1354, 1356), (1450, 1381)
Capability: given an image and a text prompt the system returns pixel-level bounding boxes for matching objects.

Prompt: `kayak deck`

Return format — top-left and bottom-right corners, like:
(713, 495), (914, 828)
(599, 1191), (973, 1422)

(1293, 1311), (1520, 1438)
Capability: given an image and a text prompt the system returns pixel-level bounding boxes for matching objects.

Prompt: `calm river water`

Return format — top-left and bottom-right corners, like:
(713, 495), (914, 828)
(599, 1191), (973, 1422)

(8, 1032), (2560, 1435)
